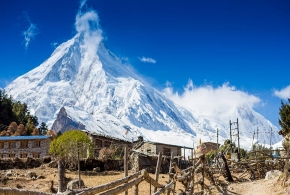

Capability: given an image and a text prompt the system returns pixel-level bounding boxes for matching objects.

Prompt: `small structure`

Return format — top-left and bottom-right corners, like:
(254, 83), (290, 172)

(133, 136), (193, 157)
(82, 130), (132, 157)
(131, 136), (193, 172)
(196, 141), (220, 154)
(0, 135), (51, 158)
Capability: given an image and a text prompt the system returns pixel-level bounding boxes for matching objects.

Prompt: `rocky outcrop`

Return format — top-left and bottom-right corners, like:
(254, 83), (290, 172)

(51, 107), (85, 133)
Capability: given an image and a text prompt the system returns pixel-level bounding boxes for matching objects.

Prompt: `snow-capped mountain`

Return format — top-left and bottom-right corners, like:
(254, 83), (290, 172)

(5, 33), (282, 150)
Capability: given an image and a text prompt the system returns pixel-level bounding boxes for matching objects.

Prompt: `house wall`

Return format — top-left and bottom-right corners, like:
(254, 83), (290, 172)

(138, 142), (157, 155)
(0, 139), (51, 158)
(86, 134), (132, 157)
(156, 144), (181, 156)
(196, 142), (219, 154)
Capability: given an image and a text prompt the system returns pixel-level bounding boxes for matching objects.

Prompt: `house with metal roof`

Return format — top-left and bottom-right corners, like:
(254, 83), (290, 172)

(0, 136), (51, 158)
(133, 136), (193, 159)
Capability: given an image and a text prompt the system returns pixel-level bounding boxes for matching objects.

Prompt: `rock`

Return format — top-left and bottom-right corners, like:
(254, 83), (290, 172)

(37, 175), (45, 179)
(93, 167), (101, 172)
(67, 179), (85, 190)
(5, 170), (12, 177)
(27, 171), (37, 178)
(265, 170), (282, 180)
(48, 160), (58, 168)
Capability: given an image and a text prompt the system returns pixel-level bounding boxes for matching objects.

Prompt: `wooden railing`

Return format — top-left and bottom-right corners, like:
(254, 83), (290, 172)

(71, 149), (207, 195)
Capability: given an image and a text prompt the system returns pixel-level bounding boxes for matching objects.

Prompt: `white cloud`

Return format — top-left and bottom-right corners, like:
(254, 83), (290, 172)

(139, 56), (156, 64)
(163, 80), (261, 114)
(274, 85), (290, 100)
(75, 1), (103, 57)
(22, 12), (39, 50)
(50, 42), (59, 49)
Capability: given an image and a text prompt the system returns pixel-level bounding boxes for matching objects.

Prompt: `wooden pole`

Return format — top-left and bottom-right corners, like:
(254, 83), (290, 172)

(78, 143), (81, 189)
(229, 120), (232, 154)
(166, 152), (174, 195)
(154, 152), (162, 192)
(134, 184), (138, 195)
(124, 144), (128, 195)
(237, 118), (240, 161)
(216, 128), (219, 153)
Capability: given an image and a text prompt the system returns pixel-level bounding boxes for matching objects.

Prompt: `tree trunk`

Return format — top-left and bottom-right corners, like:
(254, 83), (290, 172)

(58, 159), (66, 193)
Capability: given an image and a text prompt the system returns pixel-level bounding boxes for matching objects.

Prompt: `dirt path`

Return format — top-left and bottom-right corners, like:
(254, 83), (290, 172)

(216, 176), (288, 195)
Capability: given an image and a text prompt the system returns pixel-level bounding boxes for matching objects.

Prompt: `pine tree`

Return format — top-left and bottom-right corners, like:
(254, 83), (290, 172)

(278, 99), (290, 137)
(39, 122), (48, 135)
(26, 118), (35, 135)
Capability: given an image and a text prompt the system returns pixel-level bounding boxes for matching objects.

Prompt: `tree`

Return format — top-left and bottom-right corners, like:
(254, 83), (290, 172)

(25, 118), (35, 135)
(0, 89), (38, 132)
(278, 99), (290, 137)
(39, 122), (48, 135)
(46, 129), (56, 139)
(49, 130), (93, 192)
(17, 124), (27, 136)
(31, 127), (40, 135)
(7, 122), (17, 135)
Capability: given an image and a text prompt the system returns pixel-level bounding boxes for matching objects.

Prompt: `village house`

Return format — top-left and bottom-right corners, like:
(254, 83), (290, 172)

(82, 130), (132, 157)
(0, 135), (51, 158)
(133, 136), (193, 158)
(196, 141), (220, 154)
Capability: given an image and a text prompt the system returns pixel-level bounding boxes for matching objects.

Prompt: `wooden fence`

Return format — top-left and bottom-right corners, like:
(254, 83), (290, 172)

(70, 145), (207, 195)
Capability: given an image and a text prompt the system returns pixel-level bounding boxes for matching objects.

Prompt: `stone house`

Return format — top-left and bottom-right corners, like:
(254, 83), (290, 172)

(82, 130), (132, 157)
(196, 142), (220, 154)
(133, 136), (192, 157)
(0, 135), (51, 158)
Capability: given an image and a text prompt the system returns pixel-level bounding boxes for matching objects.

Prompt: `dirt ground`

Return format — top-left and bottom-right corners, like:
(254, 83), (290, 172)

(0, 164), (288, 195)
(213, 176), (288, 195)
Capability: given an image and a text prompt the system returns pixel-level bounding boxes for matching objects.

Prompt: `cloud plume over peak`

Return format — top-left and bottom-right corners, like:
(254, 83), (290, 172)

(22, 12), (39, 50)
(163, 80), (261, 114)
(75, 0), (103, 57)
(139, 56), (156, 63)
(274, 85), (290, 100)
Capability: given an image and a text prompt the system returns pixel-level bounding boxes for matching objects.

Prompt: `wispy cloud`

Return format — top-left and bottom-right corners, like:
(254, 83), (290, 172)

(274, 85), (290, 100)
(75, 0), (103, 57)
(50, 42), (59, 49)
(163, 80), (261, 114)
(22, 12), (39, 50)
(139, 56), (156, 64)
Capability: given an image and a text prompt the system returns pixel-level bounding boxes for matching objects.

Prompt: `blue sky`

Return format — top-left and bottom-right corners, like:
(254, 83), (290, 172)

(0, 0), (289, 127)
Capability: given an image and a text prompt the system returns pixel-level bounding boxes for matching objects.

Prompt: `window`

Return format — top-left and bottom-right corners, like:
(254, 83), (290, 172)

(0, 142), (4, 148)
(20, 141), (28, 148)
(32, 140), (41, 148)
(32, 152), (40, 158)
(95, 139), (102, 148)
(20, 153), (27, 158)
(147, 149), (152, 154)
(163, 148), (171, 156)
(9, 153), (15, 158)
(104, 141), (111, 147)
(0, 154), (6, 158)
(9, 142), (16, 148)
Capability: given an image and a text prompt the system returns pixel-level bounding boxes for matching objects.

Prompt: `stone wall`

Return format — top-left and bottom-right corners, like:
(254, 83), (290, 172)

(0, 139), (50, 158)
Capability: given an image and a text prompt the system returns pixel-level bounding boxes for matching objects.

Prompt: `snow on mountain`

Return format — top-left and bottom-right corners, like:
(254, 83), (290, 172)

(5, 34), (199, 147)
(4, 12), (282, 150)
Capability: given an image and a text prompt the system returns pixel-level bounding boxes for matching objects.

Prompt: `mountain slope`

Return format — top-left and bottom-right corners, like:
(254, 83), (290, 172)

(5, 35), (198, 145)
(5, 34), (282, 150)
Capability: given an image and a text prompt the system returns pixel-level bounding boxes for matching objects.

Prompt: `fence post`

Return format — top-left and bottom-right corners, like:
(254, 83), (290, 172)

(154, 152), (162, 192)
(166, 152), (174, 195)
(134, 183), (139, 195)
(124, 144), (128, 195)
